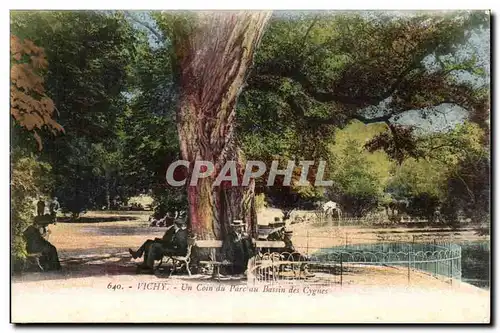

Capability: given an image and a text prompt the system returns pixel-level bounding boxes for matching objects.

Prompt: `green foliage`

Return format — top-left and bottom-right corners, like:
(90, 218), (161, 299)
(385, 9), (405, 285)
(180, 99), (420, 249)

(443, 149), (489, 224)
(461, 242), (490, 287)
(246, 11), (489, 163)
(150, 188), (187, 219)
(326, 121), (393, 216)
(389, 158), (446, 199)
(9, 11), (489, 231)
(11, 11), (138, 214)
(11, 149), (53, 268)
(122, 26), (186, 216)
(386, 121), (489, 221)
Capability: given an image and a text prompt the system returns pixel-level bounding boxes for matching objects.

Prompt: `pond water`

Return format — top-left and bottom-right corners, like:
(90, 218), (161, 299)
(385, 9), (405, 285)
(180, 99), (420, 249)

(459, 241), (490, 289)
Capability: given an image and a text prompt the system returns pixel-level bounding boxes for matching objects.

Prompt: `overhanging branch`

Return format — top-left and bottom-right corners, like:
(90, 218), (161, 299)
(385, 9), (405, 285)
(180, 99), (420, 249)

(351, 113), (394, 124)
(125, 11), (163, 41)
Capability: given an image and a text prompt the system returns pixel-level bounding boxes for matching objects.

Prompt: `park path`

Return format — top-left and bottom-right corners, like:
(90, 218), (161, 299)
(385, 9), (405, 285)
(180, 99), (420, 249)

(11, 209), (490, 323)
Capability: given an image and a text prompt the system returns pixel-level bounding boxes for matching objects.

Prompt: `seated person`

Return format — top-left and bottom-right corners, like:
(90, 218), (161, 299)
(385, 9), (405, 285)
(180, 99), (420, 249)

(157, 216), (167, 227)
(148, 216), (157, 227)
(282, 230), (314, 278)
(262, 222), (285, 254)
(220, 220), (255, 275)
(282, 230), (296, 253)
(23, 222), (61, 271)
(129, 217), (176, 259)
(139, 219), (189, 273)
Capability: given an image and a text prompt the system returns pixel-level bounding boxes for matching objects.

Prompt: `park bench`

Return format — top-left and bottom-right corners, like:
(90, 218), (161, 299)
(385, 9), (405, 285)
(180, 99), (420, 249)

(197, 240), (287, 280)
(255, 240), (286, 252)
(196, 240), (226, 279)
(156, 237), (196, 277)
(156, 238), (227, 278)
(24, 252), (44, 271)
(156, 239), (287, 279)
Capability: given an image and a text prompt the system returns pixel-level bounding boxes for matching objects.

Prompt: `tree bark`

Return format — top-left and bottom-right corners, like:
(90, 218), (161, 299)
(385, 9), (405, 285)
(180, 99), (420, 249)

(171, 11), (271, 239)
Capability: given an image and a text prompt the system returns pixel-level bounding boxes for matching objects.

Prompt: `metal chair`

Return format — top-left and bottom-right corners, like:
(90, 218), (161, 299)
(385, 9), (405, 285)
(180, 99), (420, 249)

(159, 237), (196, 277)
(24, 253), (44, 271)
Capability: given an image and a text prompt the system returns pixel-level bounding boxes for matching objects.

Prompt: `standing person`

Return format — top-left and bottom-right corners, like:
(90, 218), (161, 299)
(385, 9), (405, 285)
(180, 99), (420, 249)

(49, 197), (60, 221)
(36, 198), (46, 217)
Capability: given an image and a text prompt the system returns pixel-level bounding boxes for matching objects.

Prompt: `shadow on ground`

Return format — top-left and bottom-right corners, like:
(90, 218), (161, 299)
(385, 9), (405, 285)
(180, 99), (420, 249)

(13, 249), (244, 284)
(14, 250), (138, 282)
(58, 216), (141, 223)
(81, 226), (166, 236)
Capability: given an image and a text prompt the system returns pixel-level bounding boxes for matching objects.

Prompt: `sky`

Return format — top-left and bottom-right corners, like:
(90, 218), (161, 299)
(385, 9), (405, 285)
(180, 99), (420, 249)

(398, 25), (490, 133)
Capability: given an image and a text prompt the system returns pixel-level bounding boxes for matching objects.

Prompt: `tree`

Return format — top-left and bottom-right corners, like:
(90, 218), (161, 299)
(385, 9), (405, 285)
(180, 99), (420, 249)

(10, 35), (63, 149)
(155, 11), (488, 234)
(422, 122), (490, 224)
(10, 35), (61, 268)
(158, 11), (271, 239)
(232, 11), (489, 215)
(11, 11), (137, 216)
(386, 157), (446, 218)
(245, 11), (489, 162)
(444, 153), (489, 225)
(121, 31), (187, 216)
(386, 121), (489, 222)
(327, 121), (393, 216)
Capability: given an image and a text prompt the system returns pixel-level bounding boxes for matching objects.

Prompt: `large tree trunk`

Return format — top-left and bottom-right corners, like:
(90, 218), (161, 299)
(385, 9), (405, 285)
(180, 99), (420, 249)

(172, 11), (271, 240)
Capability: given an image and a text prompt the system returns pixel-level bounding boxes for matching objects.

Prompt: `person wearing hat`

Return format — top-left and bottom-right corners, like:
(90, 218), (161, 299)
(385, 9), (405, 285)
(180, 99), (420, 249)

(129, 216), (177, 260)
(268, 217), (285, 241)
(36, 198), (46, 217)
(283, 230), (296, 253)
(23, 221), (61, 271)
(49, 197), (60, 220)
(263, 218), (286, 253)
(140, 219), (189, 273)
(221, 220), (255, 275)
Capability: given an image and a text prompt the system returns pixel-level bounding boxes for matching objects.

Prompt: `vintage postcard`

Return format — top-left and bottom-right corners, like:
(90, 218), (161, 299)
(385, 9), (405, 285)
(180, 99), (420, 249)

(10, 9), (491, 323)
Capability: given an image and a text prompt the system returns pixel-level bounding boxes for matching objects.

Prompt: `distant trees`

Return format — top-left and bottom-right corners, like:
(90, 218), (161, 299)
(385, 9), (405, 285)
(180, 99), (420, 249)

(324, 122), (392, 216)
(11, 11), (137, 216)
(317, 120), (489, 222)
(384, 121), (489, 222)
(239, 11), (489, 221)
